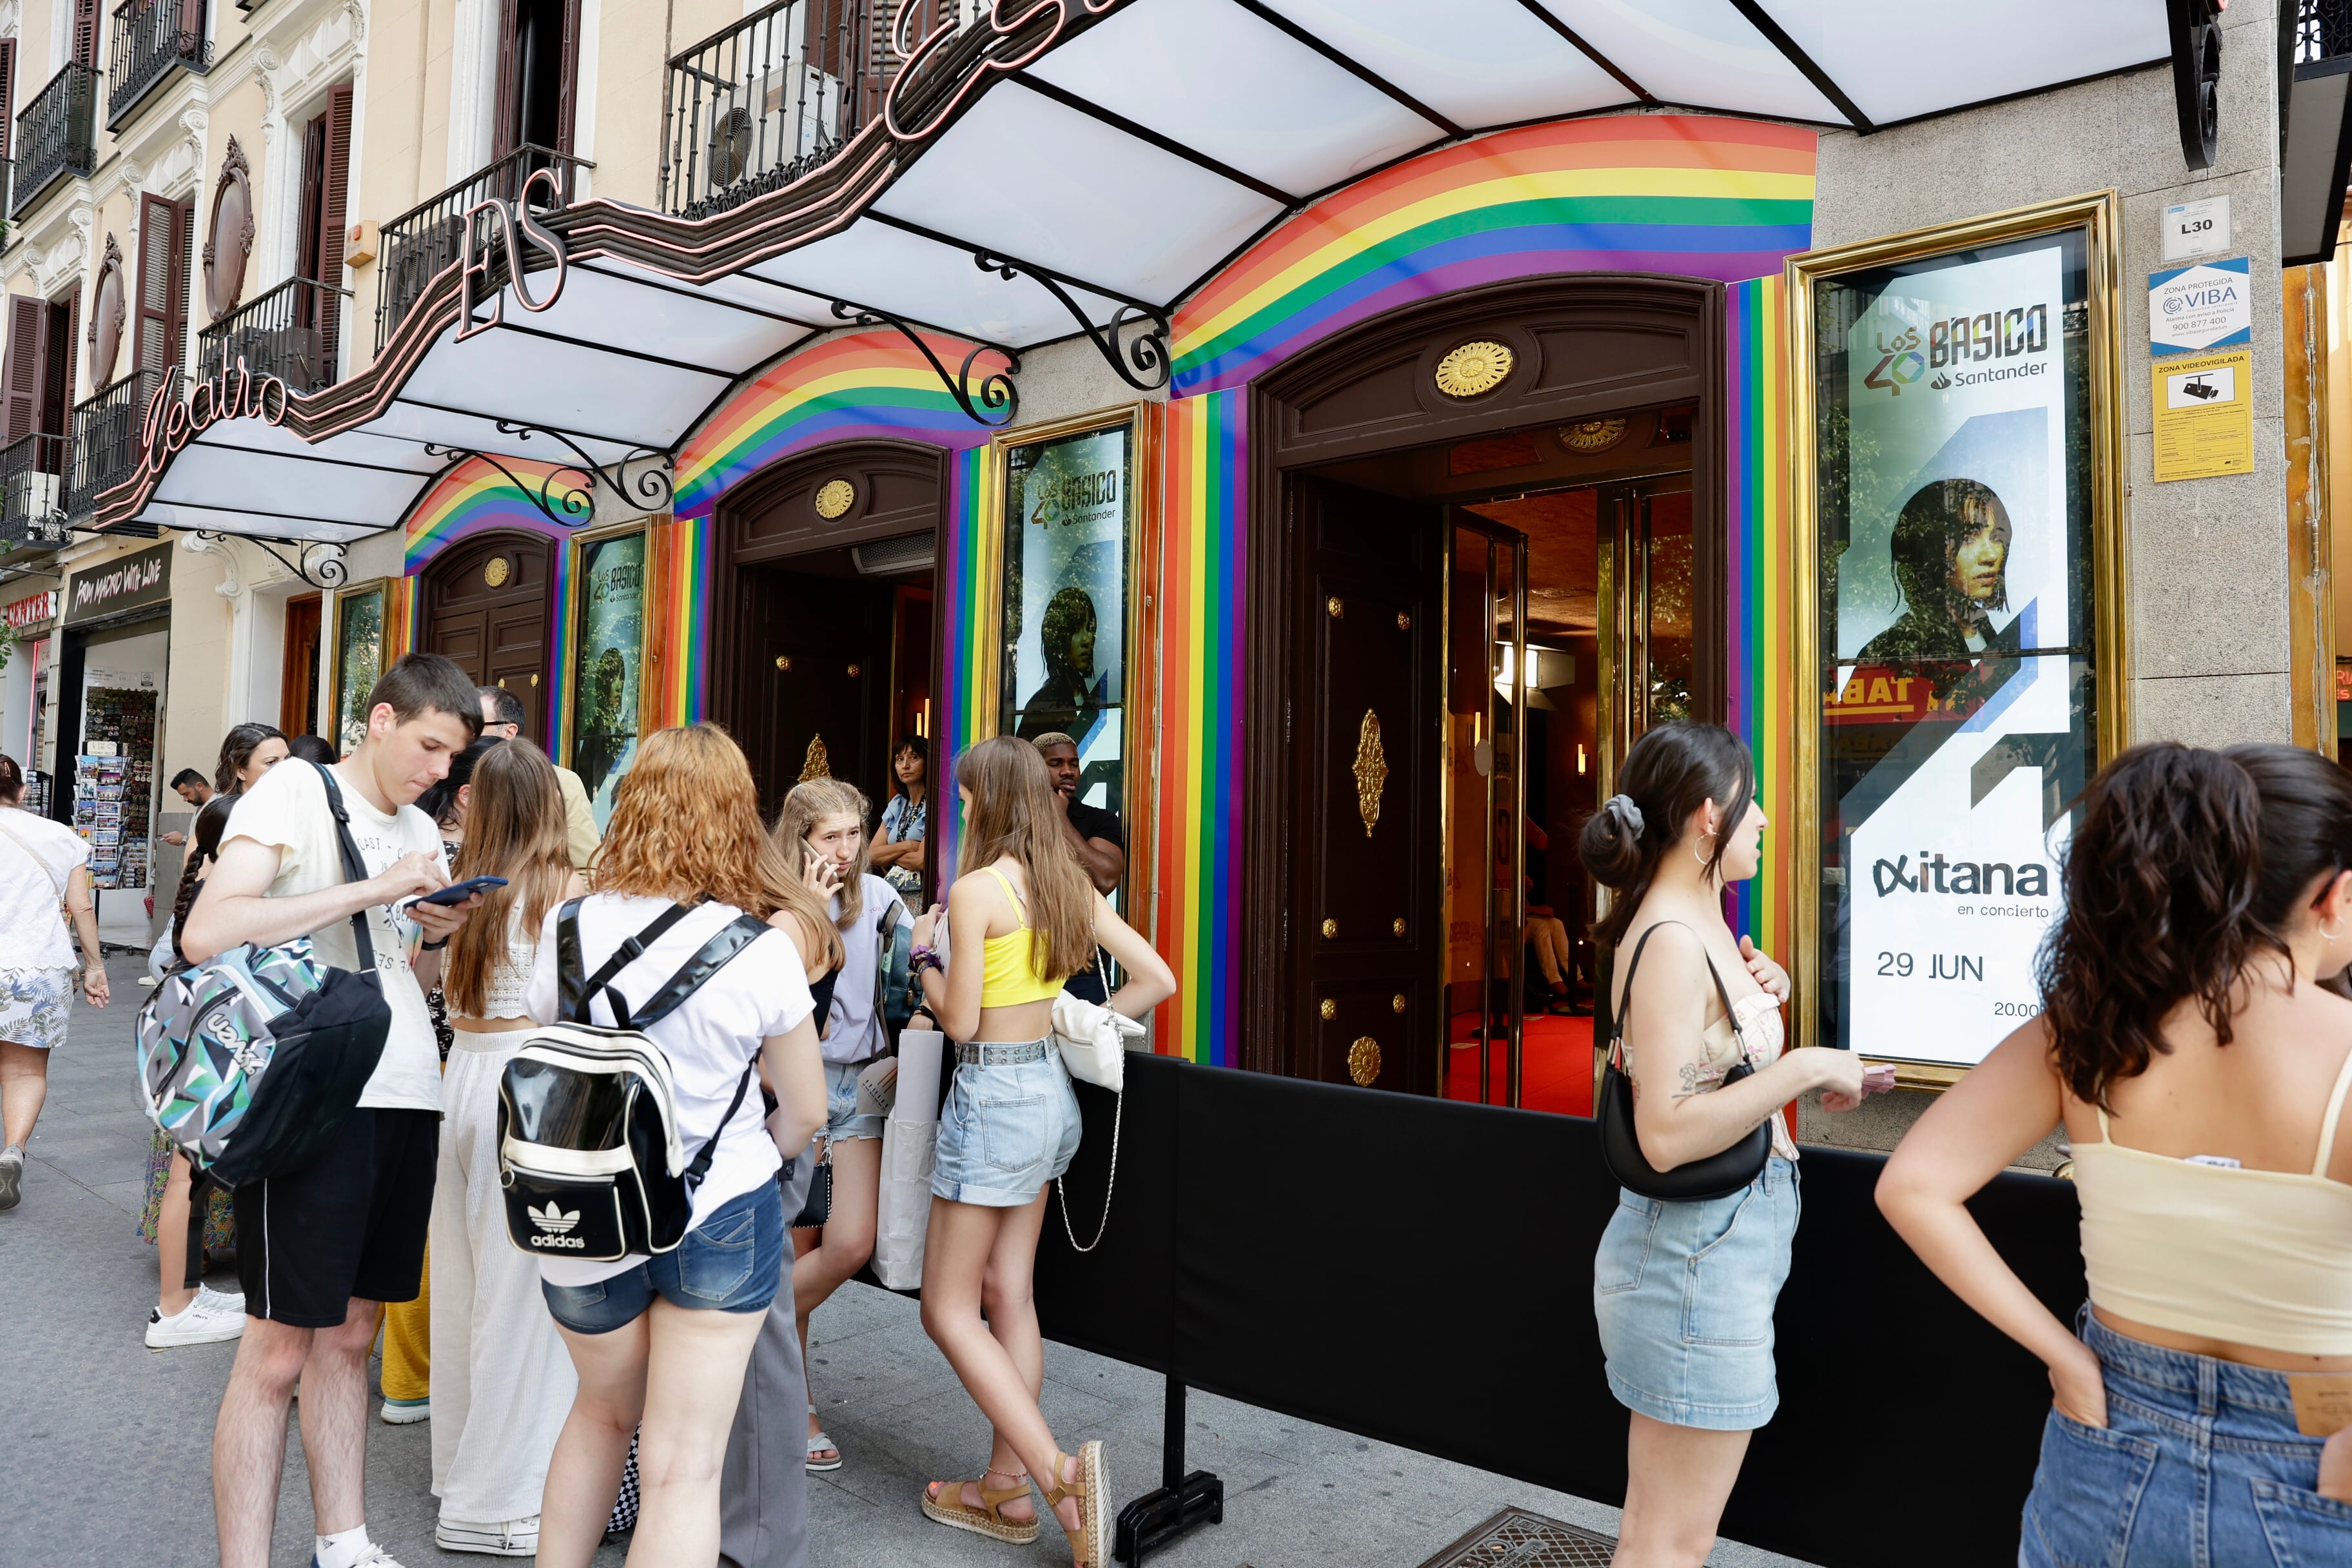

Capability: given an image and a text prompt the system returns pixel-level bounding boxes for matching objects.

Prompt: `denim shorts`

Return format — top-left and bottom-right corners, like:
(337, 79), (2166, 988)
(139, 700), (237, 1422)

(2021, 1307), (2352, 1567)
(1592, 1155), (1799, 1431)
(931, 1044), (1082, 1208)
(538, 1182), (785, 1334)
(825, 1059), (885, 1144)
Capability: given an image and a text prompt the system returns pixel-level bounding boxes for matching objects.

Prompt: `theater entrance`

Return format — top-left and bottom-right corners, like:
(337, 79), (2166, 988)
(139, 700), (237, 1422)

(1244, 275), (1724, 1111)
(709, 442), (941, 892)
(421, 532), (554, 743)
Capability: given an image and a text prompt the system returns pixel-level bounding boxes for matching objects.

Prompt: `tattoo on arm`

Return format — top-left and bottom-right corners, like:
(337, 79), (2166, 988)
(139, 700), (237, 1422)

(1673, 1061), (1727, 1101)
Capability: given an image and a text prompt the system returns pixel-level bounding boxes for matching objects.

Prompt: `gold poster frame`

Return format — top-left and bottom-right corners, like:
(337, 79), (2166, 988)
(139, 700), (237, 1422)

(329, 576), (392, 754)
(1786, 191), (2130, 1085)
(559, 518), (655, 783)
(981, 402), (1162, 923)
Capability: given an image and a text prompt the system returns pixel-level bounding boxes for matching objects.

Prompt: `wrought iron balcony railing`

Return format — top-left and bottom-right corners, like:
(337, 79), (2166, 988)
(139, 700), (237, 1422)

(200, 277), (338, 393)
(0, 432), (69, 547)
(12, 65), (97, 219)
(656, 0), (1006, 219)
(69, 366), (166, 523)
(2300, 0), (2352, 63)
(108, 0), (212, 128)
(373, 144), (589, 353)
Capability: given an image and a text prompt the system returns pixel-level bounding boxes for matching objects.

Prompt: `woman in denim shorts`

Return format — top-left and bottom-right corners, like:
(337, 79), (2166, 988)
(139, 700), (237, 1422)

(522, 727), (831, 1568)
(905, 736), (1174, 1568)
(1883, 743), (2352, 1565)
(1581, 723), (1874, 1564)
(770, 776), (912, 1471)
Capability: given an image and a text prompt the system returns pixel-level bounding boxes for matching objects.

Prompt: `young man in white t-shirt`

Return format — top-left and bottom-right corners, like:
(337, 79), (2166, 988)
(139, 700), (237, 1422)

(183, 652), (487, 1568)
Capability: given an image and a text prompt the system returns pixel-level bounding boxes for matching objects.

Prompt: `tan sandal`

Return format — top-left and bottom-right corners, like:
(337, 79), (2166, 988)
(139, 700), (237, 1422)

(921, 1469), (1041, 1545)
(1040, 1442), (1110, 1567)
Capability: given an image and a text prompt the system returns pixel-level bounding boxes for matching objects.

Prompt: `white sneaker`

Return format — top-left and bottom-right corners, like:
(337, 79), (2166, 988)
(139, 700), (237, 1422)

(434, 1516), (540, 1557)
(146, 1288), (247, 1349)
(309, 1544), (406, 1568)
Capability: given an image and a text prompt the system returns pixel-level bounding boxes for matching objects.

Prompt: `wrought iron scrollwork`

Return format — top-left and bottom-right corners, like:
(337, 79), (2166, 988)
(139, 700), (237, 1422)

(421, 422), (677, 528)
(829, 299), (1019, 429)
(193, 531), (350, 589)
(974, 250), (1171, 393)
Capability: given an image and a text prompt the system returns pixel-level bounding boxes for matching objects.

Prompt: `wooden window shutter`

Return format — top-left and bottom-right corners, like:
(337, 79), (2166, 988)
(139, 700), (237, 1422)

(55, 293), (77, 411)
(555, 0), (580, 156)
(315, 83), (353, 369)
(493, 0), (520, 159)
(0, 40), (17, 165)
(172, 199), (195, 364)
(135, 193), (172, 371)
(5, 296), (44, 442)
(72, 0), (99, 68)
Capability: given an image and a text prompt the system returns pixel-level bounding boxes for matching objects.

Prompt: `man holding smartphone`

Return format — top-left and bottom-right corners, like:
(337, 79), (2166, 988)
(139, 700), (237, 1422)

(182, 652), (487, 1568)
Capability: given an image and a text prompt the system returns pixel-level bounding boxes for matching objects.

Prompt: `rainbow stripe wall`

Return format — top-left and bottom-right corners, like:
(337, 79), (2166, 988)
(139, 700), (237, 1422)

(1171, 115), (1815, 397)
(1723, 275), (1795, 959)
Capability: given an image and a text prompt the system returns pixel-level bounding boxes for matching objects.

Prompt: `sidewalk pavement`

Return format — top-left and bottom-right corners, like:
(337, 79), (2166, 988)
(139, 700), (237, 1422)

(0, 950), (1816, 1567)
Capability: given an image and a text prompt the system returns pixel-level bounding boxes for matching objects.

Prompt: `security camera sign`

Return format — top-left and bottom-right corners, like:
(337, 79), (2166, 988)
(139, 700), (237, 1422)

(2148, 257), (2249, 356)
(2153, 348), (2253, 482)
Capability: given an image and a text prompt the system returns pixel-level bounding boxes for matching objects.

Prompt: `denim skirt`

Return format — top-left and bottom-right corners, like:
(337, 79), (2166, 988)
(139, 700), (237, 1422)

(1592, 1155), (1799, 1431)
(931, 1044), (1082, 1208)
(2020, 1308), (2352, 1567)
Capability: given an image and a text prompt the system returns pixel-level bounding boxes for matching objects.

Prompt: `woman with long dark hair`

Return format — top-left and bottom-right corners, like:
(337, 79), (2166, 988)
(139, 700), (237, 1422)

(140, 722), (285, 1349)
(424, 740), (586, 1556)
(909, 735), (1173, 1567)
(1581, 721), (1868, 1566)
(1881, 743), (2352, 1562)
(872, 734), (930, 900)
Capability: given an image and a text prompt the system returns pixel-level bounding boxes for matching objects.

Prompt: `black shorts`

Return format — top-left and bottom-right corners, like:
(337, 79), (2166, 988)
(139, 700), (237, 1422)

(234, 1108), (438, 1328)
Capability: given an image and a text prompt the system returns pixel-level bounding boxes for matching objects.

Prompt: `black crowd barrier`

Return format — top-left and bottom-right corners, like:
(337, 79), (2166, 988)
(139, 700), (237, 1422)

(1028, 1053), (2086, 1568)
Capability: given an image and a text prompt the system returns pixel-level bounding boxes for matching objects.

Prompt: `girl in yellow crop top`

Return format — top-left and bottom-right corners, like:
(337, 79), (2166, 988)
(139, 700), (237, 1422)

(906, 737), (1175, 1567)
(1881, 742), (2352, 1549)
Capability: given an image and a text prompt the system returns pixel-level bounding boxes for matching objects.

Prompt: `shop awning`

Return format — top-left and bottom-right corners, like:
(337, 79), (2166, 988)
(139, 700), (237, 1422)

(97, 0), (2176, 544)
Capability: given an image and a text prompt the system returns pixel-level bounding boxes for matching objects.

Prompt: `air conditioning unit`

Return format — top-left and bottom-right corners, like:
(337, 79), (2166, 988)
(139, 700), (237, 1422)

(8, 469), (62, 531)
(705, 59), (843, 190)
(852, 532), (934, 576)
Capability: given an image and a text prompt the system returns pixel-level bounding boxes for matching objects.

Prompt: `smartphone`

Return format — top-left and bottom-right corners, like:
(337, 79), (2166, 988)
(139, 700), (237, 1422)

(415, 875), (507, 907)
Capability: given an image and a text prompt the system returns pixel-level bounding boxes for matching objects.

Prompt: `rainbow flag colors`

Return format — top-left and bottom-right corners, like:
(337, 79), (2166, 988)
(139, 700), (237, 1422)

(1172, 115), (1814, 397)
(1723, 275), (1796, 960)
(402, 457), (575, 738)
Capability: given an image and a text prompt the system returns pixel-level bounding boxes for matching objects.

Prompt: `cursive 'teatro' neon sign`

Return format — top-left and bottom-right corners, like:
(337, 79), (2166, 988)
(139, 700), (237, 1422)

(131, 357), (291, 492)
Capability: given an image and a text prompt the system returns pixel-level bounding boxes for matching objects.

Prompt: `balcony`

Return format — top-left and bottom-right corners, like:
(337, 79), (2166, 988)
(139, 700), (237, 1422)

(199, 277), (338, 393)
(0, 432), (69, 549)
(660, 0), (893, 219)
(110, 0), (212, 129)
(12, 65), (97, 219)
(373, 144), (589, 353)
(68, 366), (166, 525)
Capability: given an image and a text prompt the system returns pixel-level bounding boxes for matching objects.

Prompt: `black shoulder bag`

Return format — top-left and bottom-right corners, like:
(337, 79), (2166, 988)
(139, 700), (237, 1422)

(1597, 921), (1772, 1202)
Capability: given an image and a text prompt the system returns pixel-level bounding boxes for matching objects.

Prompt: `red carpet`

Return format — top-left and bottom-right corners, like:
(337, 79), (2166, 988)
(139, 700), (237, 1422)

(1445, 1012), (1594, 1117)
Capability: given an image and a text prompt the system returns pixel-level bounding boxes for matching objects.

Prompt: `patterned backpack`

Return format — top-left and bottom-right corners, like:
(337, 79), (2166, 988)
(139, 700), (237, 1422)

(136, 762), (395, 1186)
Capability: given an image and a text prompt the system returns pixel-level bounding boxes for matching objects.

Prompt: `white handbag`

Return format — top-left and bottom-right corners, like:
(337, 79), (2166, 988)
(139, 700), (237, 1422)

(1050, 948), (1142, 1092)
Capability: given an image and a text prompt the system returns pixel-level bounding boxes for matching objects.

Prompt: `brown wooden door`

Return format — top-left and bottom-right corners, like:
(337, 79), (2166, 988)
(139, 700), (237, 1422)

(736, 566), (896, 821)
(281, 593), (322, 736)
(1289, 477), (1442, 1095)
(422, 533), (553, 743)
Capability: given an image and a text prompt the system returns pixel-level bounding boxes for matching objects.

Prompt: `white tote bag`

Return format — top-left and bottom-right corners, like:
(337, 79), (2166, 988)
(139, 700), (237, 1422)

(871, 1029), (942, 1290)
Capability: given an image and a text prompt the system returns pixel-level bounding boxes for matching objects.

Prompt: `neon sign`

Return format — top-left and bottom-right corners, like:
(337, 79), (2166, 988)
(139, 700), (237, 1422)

(456, 166), (569, 342)
(130, 357), (289, 491)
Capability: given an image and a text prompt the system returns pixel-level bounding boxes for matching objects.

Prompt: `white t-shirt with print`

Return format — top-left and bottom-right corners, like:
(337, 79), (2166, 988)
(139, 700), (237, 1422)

(0, 807), (91, 972)
(222, 760), (447, 1113)
(525, 894), (814, 1288)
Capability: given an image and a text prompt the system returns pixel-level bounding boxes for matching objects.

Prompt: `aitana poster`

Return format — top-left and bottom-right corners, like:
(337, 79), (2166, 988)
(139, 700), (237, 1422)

(574, 533), (644, 827)
(1001, 424), (1131, 810)
(1825, 237), (2084, 1068)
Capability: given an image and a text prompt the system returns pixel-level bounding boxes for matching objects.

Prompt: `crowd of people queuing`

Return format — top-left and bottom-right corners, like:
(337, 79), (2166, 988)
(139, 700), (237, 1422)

(8, 652), (2352, 1565)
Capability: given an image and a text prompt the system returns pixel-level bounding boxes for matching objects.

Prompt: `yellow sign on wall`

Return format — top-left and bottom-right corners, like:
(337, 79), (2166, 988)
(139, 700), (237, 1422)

(2151, 348), (2253, 482)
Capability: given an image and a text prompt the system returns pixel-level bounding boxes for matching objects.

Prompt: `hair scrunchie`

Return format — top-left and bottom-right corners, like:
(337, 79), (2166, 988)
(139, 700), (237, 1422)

(1602, 794), (1645, 839)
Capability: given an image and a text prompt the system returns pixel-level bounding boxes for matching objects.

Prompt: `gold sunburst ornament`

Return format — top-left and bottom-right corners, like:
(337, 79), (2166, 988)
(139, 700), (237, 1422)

(799, 734), (831, 781)
(484, 555), (511, 587)
(814, 478), (856, 519)
(1348, 1037), (1382, 1086)
(1353, 709), (1388, 838)
(1435, 340), (1514, 398)
(1559, 416), (1628, 453)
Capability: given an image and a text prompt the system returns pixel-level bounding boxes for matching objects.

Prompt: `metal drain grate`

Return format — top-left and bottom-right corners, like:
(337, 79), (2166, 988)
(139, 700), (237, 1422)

(1417, 1505), (1620, 1568)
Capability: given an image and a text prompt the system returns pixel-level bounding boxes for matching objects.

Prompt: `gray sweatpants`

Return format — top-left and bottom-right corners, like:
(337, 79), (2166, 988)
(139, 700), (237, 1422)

(719, 1152), (814, 1568)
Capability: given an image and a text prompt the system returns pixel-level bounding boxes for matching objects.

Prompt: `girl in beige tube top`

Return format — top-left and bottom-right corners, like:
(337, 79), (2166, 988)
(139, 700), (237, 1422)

(1881, 742), (2352, 1566)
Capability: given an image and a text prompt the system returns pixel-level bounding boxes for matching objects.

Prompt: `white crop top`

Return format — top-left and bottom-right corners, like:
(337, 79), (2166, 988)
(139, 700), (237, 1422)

(2072, 1048), (2352, 1356)
(456, 906), (537, 1021)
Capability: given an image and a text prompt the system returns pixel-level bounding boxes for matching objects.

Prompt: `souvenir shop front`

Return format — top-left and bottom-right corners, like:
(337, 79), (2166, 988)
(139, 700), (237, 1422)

(53, 542), (175, 945)
(96, 1), (2288, 1118)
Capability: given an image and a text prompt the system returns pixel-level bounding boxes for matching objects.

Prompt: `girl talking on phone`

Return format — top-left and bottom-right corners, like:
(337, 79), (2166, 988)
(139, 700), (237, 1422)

(1880, 743), (2352, 1565)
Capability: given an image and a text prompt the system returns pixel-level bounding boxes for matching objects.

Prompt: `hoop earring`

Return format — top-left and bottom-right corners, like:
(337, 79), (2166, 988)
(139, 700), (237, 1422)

(2326, 915), (2346, 942)
(1692, 831), (1717, 869)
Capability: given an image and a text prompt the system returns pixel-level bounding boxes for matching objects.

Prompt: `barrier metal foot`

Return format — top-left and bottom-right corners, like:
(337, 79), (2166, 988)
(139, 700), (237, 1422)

(1112, 1469), (1222, 1565)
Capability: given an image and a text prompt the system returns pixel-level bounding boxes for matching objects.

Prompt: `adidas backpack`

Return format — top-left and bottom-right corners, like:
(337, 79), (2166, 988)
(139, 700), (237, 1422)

(498, 898), (769, 1262)
(136, 762), (394, 1186)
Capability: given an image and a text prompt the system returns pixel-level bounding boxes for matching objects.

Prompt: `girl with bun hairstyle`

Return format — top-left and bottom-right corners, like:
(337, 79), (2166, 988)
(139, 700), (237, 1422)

(1880, 744), (2352, 1563)
(1582, 721), (1870, 1567)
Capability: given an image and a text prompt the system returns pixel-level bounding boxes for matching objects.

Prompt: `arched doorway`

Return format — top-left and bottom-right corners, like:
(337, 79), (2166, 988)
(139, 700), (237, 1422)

(1243, 273), (1726, 1103)
(420, 531), (556, 744)
(709, 440), (944, 843)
